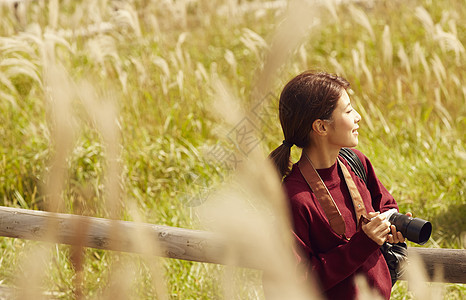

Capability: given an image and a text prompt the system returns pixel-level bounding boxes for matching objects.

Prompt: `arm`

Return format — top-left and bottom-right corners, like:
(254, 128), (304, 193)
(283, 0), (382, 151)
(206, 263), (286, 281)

(291, 197), (381, 291)
(352, 149), (411, 243)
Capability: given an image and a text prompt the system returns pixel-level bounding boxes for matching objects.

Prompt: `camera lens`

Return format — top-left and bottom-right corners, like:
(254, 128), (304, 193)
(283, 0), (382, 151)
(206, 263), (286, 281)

(388, 213), (432, 245)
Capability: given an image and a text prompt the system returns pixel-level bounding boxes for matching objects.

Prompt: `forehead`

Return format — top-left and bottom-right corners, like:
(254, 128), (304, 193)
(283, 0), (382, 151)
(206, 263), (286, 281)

(337, 90), (351, 108)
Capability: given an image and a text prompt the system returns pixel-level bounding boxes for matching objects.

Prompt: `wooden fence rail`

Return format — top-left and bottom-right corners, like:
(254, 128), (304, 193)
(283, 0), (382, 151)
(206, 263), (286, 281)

(0, 206), (464, 284)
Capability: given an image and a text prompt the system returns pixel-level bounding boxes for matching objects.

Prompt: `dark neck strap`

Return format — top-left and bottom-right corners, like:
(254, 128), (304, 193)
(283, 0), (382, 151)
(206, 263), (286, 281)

(298, 152), (368, 238)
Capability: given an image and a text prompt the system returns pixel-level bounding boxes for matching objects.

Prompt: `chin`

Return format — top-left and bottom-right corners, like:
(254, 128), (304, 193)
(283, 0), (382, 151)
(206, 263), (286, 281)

(348, 139), (358, 148)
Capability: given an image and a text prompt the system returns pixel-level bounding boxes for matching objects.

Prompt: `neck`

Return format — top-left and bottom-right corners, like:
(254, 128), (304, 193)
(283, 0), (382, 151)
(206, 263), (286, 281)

(303, 144), (340, 169)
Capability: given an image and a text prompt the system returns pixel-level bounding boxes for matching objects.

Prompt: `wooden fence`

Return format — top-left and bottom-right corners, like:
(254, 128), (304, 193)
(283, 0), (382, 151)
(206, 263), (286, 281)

(0, 206), (464, 284)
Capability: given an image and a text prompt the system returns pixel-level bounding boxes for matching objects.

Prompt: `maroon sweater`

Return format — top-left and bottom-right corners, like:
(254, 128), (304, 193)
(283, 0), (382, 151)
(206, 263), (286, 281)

(284, 149), (397, 299)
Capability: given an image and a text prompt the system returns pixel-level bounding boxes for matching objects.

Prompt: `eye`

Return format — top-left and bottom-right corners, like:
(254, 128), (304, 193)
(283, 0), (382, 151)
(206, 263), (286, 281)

(346, 104), (354, 113)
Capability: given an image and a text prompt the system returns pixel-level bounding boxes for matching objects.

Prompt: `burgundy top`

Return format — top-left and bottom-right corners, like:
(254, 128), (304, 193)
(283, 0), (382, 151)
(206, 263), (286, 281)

(284, 149), (397, 299)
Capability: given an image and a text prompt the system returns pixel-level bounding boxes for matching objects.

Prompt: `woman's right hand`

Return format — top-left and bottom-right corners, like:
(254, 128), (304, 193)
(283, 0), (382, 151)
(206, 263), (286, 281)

(361, 212), (391, 246)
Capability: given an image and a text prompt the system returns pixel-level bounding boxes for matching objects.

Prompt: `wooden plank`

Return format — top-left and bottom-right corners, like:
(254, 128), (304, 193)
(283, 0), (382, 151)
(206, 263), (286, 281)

(0, 206), (226, 265)
(409, 247), (466, 284)
(0, 206), (465, 283)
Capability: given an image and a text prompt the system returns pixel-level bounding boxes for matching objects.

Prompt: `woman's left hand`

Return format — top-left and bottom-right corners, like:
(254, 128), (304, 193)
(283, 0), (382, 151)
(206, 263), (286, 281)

(386, 212), (412, 244)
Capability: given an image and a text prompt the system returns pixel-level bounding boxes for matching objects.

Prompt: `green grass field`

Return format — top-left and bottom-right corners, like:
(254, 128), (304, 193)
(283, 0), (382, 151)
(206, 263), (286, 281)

(0, 0), (464, 299)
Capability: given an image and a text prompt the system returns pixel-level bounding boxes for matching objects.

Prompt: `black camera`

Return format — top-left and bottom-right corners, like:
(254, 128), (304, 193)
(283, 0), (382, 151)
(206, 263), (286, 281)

(381, 209), (432, 245)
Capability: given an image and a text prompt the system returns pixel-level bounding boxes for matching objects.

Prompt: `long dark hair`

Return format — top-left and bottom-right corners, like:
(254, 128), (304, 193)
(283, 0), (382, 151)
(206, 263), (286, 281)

(268, 71), (350, 178)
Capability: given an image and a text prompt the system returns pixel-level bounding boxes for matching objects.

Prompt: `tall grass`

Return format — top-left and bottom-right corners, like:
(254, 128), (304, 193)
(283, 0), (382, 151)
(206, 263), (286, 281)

(0, 0), (464, 299)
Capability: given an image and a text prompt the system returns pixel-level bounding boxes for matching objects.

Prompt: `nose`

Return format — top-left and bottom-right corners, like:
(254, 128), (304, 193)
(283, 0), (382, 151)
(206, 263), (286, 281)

(354, 110), (361, 123)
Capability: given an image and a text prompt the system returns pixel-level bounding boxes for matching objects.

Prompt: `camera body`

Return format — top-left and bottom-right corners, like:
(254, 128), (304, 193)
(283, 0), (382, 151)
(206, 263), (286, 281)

(380, 209), (432, 245)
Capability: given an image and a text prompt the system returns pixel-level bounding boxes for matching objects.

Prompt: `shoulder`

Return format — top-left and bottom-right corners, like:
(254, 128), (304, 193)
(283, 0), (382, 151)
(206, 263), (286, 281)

(283, 163), (304, 187)
(348, 148), (389, 191)
(348, 148), (368, 161)
(283, 164), (314, 206)
(344, 148), (372, 170)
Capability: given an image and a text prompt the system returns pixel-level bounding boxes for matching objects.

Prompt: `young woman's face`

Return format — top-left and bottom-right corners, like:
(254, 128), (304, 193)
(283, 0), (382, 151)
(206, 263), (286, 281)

(326, 89), (361, 148)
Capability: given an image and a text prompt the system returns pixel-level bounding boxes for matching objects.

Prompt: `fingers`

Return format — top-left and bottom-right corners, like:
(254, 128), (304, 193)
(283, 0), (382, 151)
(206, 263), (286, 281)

(388, 225), (398, 243)
(396, 231), (405, 243)
(381, 221), (392, 235)
(361, 215), (391, 245)
(387, 225), (406, 244)
(390, 225), (397, 237)
(367, 211), (380, 219)
(387, 234), (394, 244)
(361, 214), (408, 245)
(370, 217), (390, 236)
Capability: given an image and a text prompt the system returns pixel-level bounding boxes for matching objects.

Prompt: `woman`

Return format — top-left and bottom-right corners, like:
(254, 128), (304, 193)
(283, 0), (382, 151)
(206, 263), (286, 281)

(269, 71), (408, 299)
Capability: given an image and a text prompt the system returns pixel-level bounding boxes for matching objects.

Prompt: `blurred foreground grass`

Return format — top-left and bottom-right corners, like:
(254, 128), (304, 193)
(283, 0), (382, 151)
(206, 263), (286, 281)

(0, 0), (464, 299)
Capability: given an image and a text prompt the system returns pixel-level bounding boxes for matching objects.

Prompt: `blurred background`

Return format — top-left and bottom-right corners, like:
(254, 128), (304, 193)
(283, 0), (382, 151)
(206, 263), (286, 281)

(0, 0), (464, 299)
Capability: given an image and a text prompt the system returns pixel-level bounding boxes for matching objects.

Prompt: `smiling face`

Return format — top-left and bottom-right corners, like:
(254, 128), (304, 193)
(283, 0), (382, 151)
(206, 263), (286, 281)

(326, 89), (361, 149)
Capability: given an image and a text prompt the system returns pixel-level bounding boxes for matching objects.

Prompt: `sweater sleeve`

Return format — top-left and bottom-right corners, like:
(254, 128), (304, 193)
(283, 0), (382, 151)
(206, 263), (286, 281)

(352, 149), (399, 213)
(290, 191), (381, 291)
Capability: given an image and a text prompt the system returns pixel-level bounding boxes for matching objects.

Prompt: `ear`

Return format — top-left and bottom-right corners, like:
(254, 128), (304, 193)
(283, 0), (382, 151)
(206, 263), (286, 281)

(312, 119), (328, 136)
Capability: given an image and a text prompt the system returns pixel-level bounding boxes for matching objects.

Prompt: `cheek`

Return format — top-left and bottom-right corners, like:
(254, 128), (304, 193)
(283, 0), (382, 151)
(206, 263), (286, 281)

(346, 115), (356, 127)
(338, 117), (353, 130)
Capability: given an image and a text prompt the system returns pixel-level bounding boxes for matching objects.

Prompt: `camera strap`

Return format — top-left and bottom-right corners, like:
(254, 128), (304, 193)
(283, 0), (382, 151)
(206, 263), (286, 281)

(298, 151), (368, 238)
(338, 147), (367, 185)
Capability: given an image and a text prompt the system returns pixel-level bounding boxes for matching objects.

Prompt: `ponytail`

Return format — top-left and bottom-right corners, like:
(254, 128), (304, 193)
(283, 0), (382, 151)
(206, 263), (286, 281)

(268, 142), (292, 178)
